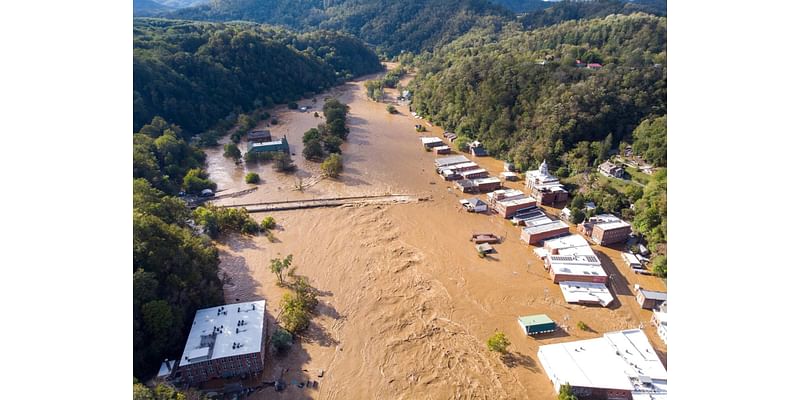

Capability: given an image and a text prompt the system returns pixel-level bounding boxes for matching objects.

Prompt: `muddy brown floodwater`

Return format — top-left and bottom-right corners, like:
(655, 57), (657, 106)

(205, 64), (668, 399)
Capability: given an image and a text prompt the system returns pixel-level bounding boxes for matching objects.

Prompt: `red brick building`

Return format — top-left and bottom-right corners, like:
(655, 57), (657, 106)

(579, 214), (632, 245)
(526, 161), (569, 205)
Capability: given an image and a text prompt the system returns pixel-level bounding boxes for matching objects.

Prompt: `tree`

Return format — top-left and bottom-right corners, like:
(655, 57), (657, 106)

(577, 321), (589, 331)
(570, 209), (586, 225)
(245, 172), (260, 184)
(182, 168), (216, 194)
(279, 292), (311, 334)
(386, 105), (397, 114)
(273, 152), (296, 172)
(302, 128), (321, 144)
(303, 139), (325, 161)
(271, 327), (293, 353)
(321, 153), (344, 178)
(651, 255), (667, 278)
(223, 143), (241, 160)
(487, 331), (510, 353)
(322, 135), (343, 154)
(454, 136), (471, 152)
(270, 254), (293, 285)
(558, 383), (579, 400)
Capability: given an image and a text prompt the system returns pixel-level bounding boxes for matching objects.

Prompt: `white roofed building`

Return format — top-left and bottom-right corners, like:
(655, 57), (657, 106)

(526, 160), (569, 205)
(175, 300), (268, 384)
(537, 329), (667, 399)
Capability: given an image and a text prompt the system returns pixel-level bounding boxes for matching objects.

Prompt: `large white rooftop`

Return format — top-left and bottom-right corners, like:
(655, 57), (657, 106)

(559, 281), (615, 307)
(434, 155), (470, 167)
(522, 220), (569, 235)
(497, 196), (537, 208)
(538, 329), (667, 396)
(543, 234), (592, 254)
(178, 300), (266, 367)
(589, 214), (632, 231)
(550, 260), (607, 280)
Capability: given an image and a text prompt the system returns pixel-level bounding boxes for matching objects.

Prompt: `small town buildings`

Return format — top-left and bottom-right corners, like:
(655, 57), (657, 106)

(652, 303), (668, 345)
(520, 220), (570, 245)
(560, 207), (572, 222)
(579, 214), (632, 245)
(598, 161), (625, 178)
(546, 253), (607, 284)
(247, 135), (289, 154)
(246, 129), (271, 142)
(487, 189), (526, 205)
(444, 131), (458, 142)
(496, 196), (538, 219)
(439, 162), (480, 180)
(542, 234), (594, 257)
(420, 136), (444, 149)
(635, 285), (667, 310)
(511, 207), (547, 226)
(469, 140), (488, 156)
(537, 329), (667, 400)
(455, 177), (501, 193)
(175, 300), (267, 385)
(459, 198), (488, 213)
(518, 314), (557, 336)
(434, 155), (470, 169)
(433, 145), (451, 154)
(500, 171), (518, 181)
(461, 168), (489, 180)
(559, 281), (614, 307)
(622, 252), (646, 273)
(526, 161), (569, 205)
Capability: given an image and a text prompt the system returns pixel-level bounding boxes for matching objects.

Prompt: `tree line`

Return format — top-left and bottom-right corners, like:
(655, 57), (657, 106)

(303, 98), (349, 178)
(134, 18), (381, 135)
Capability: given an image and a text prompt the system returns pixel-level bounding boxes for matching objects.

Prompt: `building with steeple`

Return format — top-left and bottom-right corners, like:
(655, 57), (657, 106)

(525, 160), (569, 205)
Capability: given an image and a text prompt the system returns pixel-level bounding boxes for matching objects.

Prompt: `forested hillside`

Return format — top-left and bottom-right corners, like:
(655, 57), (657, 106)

(486, 0), (550, 13)
(519, 0), (666, 29)
(134, 18), (381, 134)
(165, 0), (513, 56)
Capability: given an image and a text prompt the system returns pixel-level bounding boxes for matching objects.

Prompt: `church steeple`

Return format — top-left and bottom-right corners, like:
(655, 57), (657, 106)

(539, 160), (549, 175)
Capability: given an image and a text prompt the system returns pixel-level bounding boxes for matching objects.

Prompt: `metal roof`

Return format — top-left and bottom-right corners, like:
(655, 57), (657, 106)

(518, 314), (554, 326)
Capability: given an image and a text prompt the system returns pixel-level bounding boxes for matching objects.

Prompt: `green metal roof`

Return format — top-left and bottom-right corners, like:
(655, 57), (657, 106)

(518, 314), (554, 326)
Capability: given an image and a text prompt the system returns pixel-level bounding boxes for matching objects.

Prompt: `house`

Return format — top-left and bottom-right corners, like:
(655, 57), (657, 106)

(559, 281), (615, 307)
(434, 155), (470, 169)
(247, 135), (289, 154)
(495, 196), (538, 219)
(247, 129), (272, 142)
(444, 132), (458, 142)
(174, 300), (268, 385)
(598, 161), (624, 178)
(460, 198), (488, 213)
(537, 329), (667, 400)
(520, 220), (570, 245)
(546, 253), (607, 284)
(526, 161), (569, 205)
(420, 136), (444, 149)
(469, 140), (488, 156)
(579, 214), (632, 246)
(587, 63), (603, 69)
(635, 285), (667, 310)
(433, 145), (451, 155)
(518, 314), (557, 336)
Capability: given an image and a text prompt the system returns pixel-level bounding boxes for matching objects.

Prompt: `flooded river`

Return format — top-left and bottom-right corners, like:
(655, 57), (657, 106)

(205, 66), (667, 399)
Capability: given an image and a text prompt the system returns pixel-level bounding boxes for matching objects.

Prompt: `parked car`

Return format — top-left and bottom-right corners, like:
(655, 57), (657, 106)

(200, 189), (215, 197)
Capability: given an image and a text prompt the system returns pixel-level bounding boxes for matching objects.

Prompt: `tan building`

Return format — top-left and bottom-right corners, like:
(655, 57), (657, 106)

(579, 214), (632, 245)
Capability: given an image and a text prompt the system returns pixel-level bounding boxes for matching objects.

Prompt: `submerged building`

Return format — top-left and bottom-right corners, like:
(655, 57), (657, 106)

(173, 300), (268, 385)
(526, 161), (569, 205)
(538, 329), (667, 400)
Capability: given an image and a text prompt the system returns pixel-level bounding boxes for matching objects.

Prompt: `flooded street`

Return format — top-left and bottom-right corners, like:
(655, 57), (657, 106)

(206, 66), (668, 399)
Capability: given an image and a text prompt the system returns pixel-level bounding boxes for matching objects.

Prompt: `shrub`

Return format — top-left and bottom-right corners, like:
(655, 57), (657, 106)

(577, 321), (589, 331)
(322, 135), (343, 154)
(245, 172), (260, 184)
(651, 255), (667, 278)
(260, 216), (276, 231)
(303, 140), (325, 161)
(224, 144), (242, 160)
(313, 111), (319, 118)
(386, 105), (398, 114)
(321, 153), (344, 178)
(241, 219), (260, 235)
(487, 331), (510, 353)
(271, 327), (292, 353)
(270, 118), (278, 125)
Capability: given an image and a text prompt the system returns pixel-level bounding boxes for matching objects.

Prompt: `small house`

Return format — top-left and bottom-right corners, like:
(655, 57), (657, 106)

(621, 252), (646, 273)
(518, 314), (557, 336)
(461, 168), (489, 180)
(433, 145), (451, 155)
(247, 129), (272, 142)
(635, 285), (667, 310)
(460, 198), (488, 213)
(560, 207), (572, 222)
(420, 136), (444, 149)
(598, 161), (624, 178)
(500, 172), (518, 181)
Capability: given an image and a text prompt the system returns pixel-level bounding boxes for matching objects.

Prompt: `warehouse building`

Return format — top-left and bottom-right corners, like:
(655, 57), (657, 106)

(559, 281), (615, 307)
(546, 253), (607, 284)
(173, 300), (268, 385)
(520, 220), (570, 245)
(247, 135), (289, 154)
(537, 329), (667, 400)
(518, 314), (557, 336)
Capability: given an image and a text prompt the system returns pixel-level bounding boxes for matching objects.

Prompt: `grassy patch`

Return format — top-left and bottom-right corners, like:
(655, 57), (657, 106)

(625, 167), (652, 185)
